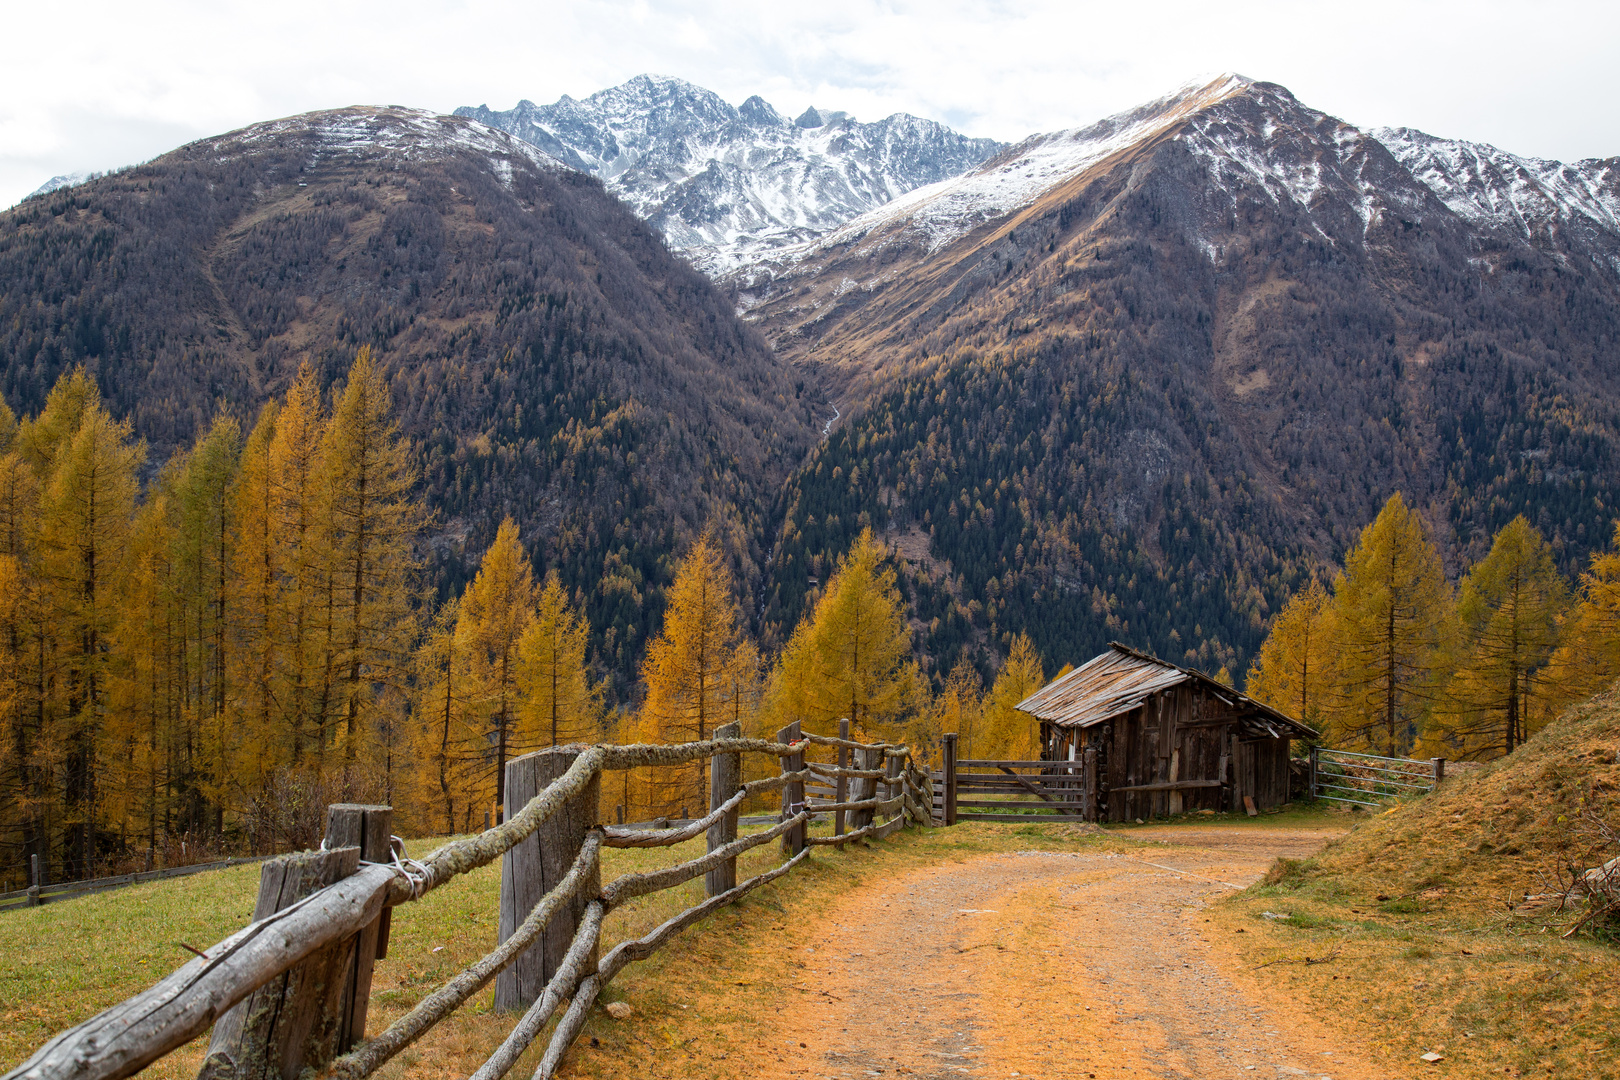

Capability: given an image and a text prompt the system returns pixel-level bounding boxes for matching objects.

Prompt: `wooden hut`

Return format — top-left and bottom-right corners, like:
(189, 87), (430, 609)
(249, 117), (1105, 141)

(1015, 642), (1318, 821)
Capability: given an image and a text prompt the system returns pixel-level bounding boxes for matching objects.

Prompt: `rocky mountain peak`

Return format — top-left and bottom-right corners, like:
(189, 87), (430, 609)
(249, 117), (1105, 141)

(456, 75), (1004, 272)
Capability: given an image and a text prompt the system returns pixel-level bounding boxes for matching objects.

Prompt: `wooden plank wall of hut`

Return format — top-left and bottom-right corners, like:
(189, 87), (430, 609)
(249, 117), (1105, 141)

(1230, 735), (1292, 811)
(1042, 688), (1295, 820)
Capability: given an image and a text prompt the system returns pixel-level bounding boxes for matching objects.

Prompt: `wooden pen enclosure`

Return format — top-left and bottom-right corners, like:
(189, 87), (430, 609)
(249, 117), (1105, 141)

(1020, 643), (1315, 822)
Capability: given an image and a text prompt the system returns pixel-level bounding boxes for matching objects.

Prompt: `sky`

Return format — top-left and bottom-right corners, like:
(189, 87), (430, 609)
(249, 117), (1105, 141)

(3, 0), (1618, 209)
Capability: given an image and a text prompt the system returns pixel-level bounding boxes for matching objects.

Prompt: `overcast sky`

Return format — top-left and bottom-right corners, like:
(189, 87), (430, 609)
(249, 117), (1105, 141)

(3, 0), (1617, 209)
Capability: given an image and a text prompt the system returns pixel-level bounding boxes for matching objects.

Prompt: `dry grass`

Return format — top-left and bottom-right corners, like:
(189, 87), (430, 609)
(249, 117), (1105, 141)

(1214, 685), (1620, 1077)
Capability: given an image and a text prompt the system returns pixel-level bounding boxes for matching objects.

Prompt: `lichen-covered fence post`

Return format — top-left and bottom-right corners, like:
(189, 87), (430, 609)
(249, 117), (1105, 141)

(495, 748), (600, 1011)
(777, 721), (806, 855)
(196, 842), (367, 1079)
(706, 722), (741, 896)
(834, 718), (850, 848)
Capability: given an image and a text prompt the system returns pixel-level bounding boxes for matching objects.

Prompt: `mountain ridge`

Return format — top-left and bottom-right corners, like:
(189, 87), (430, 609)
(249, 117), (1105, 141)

(456, 74), (1005, 273)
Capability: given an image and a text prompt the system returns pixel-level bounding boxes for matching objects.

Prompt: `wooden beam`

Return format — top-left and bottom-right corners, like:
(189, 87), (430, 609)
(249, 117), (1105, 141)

(1108, 780), (1224, 793)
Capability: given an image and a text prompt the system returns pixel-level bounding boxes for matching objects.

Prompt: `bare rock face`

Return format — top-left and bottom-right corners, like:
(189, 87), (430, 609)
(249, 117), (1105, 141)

(457, 75), (1004, 274)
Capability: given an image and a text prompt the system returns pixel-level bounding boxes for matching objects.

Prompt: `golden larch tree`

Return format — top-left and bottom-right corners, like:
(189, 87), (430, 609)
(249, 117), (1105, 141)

(320, 346), (424, 794)
(1432, 517), (1569, 760)
(641, 531), (746, 816)
(1244, 577), (1334, 728)
(518, 570), (599, 750)
(979, 633), (1045, 762)
(267, 361), (330, 767)
(457, 517), (539, 820)
(769, 528), (922, 743)
(37, 395), (145, 877)
(1322, 493), (1454, 756)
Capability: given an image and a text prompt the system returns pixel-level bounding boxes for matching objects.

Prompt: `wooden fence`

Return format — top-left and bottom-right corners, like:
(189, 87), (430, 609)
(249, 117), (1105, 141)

(926, 733), (1091, 824)
(1309, 747), (1445, 808)
(0, 855), (270, 914)
(3, 722), (934, 1080)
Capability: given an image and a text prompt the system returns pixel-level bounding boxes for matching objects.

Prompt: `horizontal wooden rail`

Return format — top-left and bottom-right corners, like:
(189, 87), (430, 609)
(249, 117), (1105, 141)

(599, 814), (808, 909)
(0, 857), (271, 913)
(1108, 779), (1224, 793)
(952, 799), (1091, 810)
(602, 771), (808, 848)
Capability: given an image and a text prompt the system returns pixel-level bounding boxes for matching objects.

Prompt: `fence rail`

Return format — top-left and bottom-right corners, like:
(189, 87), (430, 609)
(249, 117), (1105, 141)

(4, 720), (933, 1080)
(0, 855), (272, 914)
(1308, 747), (1445, 808)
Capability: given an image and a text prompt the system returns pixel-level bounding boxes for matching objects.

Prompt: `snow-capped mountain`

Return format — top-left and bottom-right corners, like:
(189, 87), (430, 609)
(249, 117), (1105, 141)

(1373, 126), (1620, 262)
(736, 74), (1620, 297)
(28, 172), (91, 199)
(456, 75), (1004, 273)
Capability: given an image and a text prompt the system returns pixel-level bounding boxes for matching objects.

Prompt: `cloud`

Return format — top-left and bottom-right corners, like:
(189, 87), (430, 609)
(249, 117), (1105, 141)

(3, 0), (1617, 207)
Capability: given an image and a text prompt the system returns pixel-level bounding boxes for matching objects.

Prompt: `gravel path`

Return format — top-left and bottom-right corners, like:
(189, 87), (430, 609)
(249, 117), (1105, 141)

(752, 826), (1398, 1080)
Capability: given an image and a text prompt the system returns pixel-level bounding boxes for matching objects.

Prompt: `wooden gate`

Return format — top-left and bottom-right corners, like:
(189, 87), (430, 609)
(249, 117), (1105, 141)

(926, 735), (1096, 823)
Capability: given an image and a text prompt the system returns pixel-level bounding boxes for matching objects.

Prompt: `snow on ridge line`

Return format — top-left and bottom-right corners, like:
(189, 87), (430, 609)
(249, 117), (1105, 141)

(1372, 126), (1620, 238)
(751, 73), (1257, 267)
(212, 107), (568, 177)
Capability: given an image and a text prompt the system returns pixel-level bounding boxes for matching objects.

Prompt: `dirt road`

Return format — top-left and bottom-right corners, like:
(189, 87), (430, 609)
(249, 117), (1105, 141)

(750, 825), (1397, 1080)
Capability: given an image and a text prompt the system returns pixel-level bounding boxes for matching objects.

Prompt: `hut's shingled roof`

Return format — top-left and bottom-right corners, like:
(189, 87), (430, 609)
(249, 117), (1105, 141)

(1015, 642), (1318, 738)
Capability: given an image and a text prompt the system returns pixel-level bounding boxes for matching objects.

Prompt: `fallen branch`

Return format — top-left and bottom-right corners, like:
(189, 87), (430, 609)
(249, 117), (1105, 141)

(1251, 943), (1342, 970)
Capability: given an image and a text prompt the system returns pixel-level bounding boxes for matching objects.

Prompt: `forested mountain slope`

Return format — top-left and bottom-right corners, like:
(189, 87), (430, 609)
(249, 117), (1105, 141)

(0, 107), (818, 685)
(743, 76), (1620, 680)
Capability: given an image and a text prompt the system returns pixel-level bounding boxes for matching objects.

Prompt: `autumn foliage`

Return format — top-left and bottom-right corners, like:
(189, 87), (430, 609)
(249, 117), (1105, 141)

(1247, 493), (1617, 762)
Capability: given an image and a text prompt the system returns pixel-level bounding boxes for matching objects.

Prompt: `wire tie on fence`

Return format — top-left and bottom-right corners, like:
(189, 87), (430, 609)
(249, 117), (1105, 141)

(358, 835), (430, 900)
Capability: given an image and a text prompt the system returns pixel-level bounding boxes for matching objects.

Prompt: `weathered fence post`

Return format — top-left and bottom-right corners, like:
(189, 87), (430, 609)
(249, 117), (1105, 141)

(27, 853), (39, 907)
(495, 747), (601, 1012)
(777, 721), (806, 855)
(834, 718), (850, 848)
(1309, 746), (1320, 799)
(1432, 757), (1445, 787)
(884, 751), (902, 807)
(707, 721), (741, 897)
(1082, 745), (1099, 823)
(198, 839), (366, 1079)
(848, 744), (881, 832)
(323, 804), (393, 1051)
(942, 733), (959, 826)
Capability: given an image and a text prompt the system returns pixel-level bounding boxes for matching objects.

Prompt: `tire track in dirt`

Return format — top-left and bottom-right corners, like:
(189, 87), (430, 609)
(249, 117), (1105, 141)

(751, 827), (1400, 1080)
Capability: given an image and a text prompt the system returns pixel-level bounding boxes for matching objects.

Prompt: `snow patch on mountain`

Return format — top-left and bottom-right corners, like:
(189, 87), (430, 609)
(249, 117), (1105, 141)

(744, 74), (1258, 273)
(214, 108), (566, 181)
